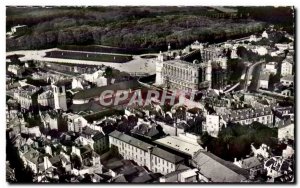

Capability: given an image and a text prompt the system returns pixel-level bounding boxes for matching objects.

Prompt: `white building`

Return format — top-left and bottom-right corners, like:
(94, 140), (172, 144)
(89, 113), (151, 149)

(74, 136), (94, 149)
(72, 78), (85, 90)
(221, 107), (273, 126)
(275, 43), (289, 51)
(83, 70), (104, 82)
(282, 145), (294, 159)
(39, 110), (61, 130)
(109, 130), (185, 175)
(265, 62), (277, 74)
(160, 168), (198, 183)
(259, 72), (270, 89)
(13, 85), (39, 110)
(155, 52), (165, 86)
(38, 90), (55, 108)
(262, 30), (269, 38)
(281, 88), (293, 97)
(280, 75), (294, 86)
(11, 24), (28, 34)
(203, 114), (221, 138)
(72, 77), (91, 90)
(278, 122), (294, 141)
(249, 35), (260, 42)
(252, 46), (268, 56)
(190, 40), (204, 50)
(155, 52), (212, 90)
(154, 133), (203, 157)
(63, 113), (89, 132)
(8, 65), (25, 76)
(281, 59), (293, 76)
(52, 82), (67, 111)
(96, 77), (108, 87)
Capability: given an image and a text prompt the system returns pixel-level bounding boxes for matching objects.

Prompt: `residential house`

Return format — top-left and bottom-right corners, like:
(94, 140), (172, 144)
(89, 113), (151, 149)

(278, 120), (294, 141)
(8, 64), (25, 76)
(281, 59), (293, 76)
(13, 85), (40, 110)
(160, 165), (198, 183)
(280, 75), (294, 87)
(38, 89), (55, 108)
(259, 72), (270, 89)
(93, 132), (109, 155)
(63, 113), (89, 132)
(233, 156), (264, 179)
(221, 107), (273, 126)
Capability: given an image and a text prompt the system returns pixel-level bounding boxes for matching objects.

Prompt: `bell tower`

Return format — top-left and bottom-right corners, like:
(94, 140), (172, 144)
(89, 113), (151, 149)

(52, 83), (67, 111)
(206, 60), (212, 89)
(155, 51), (164, 86)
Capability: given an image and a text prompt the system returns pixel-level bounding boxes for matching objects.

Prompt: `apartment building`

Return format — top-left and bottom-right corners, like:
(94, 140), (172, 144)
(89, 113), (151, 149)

(109, 130), (184, 175)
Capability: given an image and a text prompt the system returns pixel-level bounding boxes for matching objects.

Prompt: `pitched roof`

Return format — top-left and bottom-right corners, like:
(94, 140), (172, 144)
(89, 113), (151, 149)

(82, 126), (98, 136)
(260, 72), (270, 81)
(70, 101), (105, 113)
(109, 130), (184, 164)
(131, 124), (160, 138)
(23, 148), (41, 164)
(281, 75), (294, 82)
(73, 80), (140, 100)
(131, 173), (153, 183)
(238, 156), (262, 169)
(154, 136), (203, 157)
(278, 119), (293, 129)
(53, 79), (72, 87)
(49, 153), (69, 165)
(113, 174), (128, 183)
(92, 132), (105, 141)
(192, 151), (249, 182)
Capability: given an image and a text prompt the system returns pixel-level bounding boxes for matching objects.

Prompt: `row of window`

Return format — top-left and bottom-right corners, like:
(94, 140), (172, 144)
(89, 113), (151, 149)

(111, 137), (175, 174)
(237, 115), (272, 125)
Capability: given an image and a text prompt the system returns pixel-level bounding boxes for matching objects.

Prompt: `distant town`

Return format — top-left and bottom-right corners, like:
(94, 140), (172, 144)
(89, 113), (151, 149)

(6, 6), (294, 183)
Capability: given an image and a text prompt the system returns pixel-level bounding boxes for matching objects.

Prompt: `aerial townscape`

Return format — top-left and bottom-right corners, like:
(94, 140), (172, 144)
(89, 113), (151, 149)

(6, 6), (295, 183)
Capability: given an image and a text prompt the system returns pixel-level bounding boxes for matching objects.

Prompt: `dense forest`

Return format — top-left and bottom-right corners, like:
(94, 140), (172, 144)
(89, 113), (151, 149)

(6, 6), (294, 52)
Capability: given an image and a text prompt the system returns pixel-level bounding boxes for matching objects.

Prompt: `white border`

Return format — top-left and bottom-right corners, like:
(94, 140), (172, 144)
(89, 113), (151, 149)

(1, 0), (299, 187)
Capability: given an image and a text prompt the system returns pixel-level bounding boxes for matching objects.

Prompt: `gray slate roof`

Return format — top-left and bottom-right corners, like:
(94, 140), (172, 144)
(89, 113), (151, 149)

(239, 156), (262, 169)
(192, 151), (249, 182)
(109, 130), (184, 164)
(73, 80), (140, 100)
(23, 148), (41, 164)
(92, 132), (105, 141)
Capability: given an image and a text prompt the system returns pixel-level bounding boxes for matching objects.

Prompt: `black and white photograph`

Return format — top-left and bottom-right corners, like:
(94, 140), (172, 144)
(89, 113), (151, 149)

(4, 2), (296, 184)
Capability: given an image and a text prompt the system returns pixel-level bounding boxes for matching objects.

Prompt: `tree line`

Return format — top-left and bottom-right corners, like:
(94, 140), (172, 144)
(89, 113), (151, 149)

(7, 6), (267, 52)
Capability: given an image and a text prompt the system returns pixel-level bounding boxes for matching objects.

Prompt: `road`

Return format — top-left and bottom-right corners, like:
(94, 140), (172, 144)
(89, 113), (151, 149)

(242, 60), (265, 92)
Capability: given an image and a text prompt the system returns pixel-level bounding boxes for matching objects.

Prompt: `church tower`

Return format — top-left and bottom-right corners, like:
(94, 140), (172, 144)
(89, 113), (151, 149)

(206, 60), (212, 89)
(155, 51), (164, 86)
(52, 83), (67, 111)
